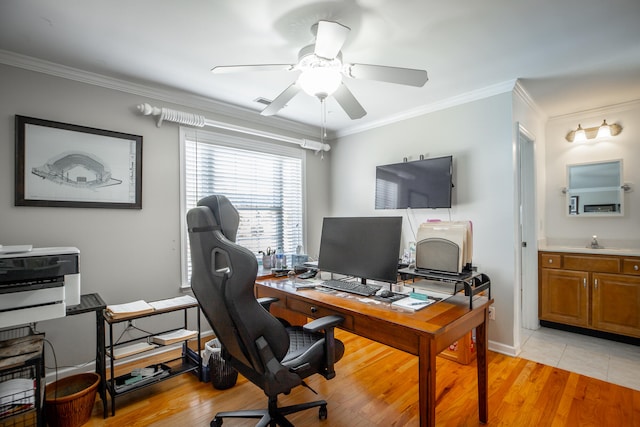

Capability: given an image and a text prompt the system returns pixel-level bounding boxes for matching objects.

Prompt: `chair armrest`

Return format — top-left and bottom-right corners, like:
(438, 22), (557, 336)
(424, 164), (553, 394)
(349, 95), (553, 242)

(303, 315), (344, 333)
(257, 297), (279, 311)
(303, 315), (343, 380)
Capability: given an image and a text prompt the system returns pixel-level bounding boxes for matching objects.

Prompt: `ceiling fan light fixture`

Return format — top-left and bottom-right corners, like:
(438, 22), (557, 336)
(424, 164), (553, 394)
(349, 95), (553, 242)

(298, 67), (342, 98)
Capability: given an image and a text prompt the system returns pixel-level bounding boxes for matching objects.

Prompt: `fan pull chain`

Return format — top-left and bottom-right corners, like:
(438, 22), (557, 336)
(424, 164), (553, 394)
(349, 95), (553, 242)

(319, 97), (327, 159)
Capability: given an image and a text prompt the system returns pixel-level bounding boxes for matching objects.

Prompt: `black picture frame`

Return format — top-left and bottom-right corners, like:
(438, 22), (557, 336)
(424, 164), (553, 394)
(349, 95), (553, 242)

(15, 115), (142, 209)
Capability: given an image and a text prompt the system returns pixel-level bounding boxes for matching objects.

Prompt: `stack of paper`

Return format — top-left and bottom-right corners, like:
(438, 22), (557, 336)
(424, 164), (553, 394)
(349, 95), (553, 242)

(391, 296), (436, 311)
(108, 342), (158, 359)
(0, 378), (34, 417)
(105, 300), (155, 319)
(0, 245), (33, 255)
(148, 295), (197, 311)
(151, 329), (198, 345)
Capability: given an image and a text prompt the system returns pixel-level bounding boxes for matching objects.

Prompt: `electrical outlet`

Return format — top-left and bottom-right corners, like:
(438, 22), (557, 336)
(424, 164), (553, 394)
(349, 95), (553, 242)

(488, 306), (496, 320)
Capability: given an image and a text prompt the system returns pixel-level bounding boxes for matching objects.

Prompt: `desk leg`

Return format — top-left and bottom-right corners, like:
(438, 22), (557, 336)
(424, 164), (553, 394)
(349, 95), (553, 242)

(476, 310), (489, 423)
(418, 336), (437, 427)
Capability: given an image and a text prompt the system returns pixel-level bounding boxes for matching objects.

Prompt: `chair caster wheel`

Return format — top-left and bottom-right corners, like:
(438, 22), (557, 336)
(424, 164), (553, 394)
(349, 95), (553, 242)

(211, 417), (222, 427)
(319, 404), (328, 420)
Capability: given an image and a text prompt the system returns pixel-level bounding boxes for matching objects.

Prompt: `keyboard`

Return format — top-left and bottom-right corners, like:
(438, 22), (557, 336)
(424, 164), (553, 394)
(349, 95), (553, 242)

(320, 279), (381, 296)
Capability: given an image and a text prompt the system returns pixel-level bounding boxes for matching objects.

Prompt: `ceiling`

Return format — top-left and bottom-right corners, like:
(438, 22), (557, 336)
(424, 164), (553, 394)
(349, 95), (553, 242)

(1, 0), (640, 137)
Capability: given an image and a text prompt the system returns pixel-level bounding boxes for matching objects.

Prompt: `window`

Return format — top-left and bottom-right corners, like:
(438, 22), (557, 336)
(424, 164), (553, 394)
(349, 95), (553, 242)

(180, 128), (305, 286)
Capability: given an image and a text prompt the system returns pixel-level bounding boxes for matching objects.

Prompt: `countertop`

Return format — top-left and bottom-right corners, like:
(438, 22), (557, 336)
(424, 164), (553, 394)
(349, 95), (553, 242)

(538, 244), (640, 257)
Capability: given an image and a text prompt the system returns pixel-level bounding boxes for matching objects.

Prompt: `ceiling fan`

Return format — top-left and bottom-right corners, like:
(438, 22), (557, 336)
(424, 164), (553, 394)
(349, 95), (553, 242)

(211, 20), (429, 120)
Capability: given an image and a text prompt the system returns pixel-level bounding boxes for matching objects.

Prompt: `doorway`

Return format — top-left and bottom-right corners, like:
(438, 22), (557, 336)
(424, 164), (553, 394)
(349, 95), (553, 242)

(517, 124), (538, 331)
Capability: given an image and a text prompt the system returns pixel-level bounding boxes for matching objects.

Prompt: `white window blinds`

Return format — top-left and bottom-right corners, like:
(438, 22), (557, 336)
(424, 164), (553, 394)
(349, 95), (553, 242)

(180, 128), (305, 286)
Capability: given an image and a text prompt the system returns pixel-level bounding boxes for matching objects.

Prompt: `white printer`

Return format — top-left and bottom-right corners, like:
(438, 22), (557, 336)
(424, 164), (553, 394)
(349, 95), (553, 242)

(0, 246), (80, 329)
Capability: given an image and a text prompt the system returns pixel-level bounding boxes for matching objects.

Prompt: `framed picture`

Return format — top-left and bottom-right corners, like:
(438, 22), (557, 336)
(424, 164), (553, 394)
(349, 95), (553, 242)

(569, 195), (579, 215)
(15, 115), (142, 209)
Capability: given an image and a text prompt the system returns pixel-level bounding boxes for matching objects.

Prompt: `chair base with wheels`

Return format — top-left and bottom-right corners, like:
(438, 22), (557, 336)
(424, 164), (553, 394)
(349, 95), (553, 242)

(211, 395), (327, 427)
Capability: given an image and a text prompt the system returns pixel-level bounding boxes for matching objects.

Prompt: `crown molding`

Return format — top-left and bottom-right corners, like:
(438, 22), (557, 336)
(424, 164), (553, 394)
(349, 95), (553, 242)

(334, 79), (518, 138)
(2, 49), (563, 142)
(0, 49), (321, 139)
(547, 98), (640, 123)
(513, 80), (547, 121)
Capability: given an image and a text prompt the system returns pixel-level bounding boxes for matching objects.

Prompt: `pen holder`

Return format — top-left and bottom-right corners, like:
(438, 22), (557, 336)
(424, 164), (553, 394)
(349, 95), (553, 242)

(262, 254), (273, 270)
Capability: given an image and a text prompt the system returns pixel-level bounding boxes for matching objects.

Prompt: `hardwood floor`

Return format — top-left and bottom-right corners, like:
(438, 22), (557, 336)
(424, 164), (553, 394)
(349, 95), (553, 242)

(84, 330), (640, 426)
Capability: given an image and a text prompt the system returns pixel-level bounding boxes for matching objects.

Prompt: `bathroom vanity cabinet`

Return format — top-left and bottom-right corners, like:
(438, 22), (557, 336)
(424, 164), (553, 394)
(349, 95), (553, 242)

(539, 251), (640, 338)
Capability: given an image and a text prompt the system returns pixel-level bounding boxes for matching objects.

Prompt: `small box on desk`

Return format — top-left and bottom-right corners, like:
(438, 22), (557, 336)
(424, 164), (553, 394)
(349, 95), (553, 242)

(290, 254), (308, 267)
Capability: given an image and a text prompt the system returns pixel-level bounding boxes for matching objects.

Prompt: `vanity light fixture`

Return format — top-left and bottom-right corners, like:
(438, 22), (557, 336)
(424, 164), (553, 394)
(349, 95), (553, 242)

(565, 120), (622, 142)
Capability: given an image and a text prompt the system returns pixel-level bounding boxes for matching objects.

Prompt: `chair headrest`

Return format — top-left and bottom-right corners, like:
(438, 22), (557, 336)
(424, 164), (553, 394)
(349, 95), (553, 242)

(197, 195), (240, 242)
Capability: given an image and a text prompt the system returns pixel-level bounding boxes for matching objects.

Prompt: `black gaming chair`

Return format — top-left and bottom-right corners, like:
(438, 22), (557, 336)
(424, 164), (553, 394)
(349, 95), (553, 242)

(187, 195), (345, 427)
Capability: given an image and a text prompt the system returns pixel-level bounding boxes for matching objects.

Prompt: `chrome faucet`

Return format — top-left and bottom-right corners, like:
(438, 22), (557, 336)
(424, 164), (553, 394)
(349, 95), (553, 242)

(590, 235), (602, 249)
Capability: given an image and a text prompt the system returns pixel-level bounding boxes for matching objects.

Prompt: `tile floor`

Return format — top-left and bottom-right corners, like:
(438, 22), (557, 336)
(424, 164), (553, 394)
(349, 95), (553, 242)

(519, 327), (640, 391)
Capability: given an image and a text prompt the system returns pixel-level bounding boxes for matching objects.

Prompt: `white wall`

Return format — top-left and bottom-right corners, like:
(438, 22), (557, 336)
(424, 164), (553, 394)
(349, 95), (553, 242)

(0, 64), (331, 371)
(330, 93), (518, 350)
(544, 101), (640, 247)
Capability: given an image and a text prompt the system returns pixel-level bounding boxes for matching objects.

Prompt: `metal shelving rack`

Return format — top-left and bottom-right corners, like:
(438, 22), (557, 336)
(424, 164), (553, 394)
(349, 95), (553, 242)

(103, 301), (202, 416)
(0, 328), (45, 427)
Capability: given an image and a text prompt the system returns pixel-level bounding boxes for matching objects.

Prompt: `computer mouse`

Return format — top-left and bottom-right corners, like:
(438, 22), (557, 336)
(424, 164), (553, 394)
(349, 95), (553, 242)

(379, 290), (394, 298)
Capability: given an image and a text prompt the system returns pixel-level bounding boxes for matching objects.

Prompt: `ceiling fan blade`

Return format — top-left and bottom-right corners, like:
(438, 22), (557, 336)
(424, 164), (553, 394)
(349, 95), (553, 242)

(212, 64), (294, 74)
(314, 20), (350, 60)
(260, 83), (301, 116)
(348, 64), (428, 87)
(333, 83), (366, 119)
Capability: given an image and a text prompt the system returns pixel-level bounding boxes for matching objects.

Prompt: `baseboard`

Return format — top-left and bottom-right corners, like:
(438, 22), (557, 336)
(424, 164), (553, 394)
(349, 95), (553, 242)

(488, 339), (518, 357)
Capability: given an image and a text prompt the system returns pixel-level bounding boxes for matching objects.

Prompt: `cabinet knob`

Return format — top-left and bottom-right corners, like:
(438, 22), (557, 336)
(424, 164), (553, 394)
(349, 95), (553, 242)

(548, 259), (553, 264)
(634, 265), (639, 271)
(310, 306), (318, 314)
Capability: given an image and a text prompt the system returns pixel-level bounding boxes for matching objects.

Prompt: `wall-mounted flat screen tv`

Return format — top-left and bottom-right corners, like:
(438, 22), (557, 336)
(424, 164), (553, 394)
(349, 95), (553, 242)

(375, 155), (453, 209)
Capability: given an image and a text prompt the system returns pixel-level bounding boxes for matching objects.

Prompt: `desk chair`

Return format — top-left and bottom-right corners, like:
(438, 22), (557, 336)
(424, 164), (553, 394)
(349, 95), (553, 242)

(187, 195), (345, 427)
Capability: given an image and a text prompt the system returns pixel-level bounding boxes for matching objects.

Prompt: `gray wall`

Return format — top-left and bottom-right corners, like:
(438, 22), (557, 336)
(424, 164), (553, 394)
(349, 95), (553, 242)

(330, 93), (518, 349)
(0, 64), (331, 372)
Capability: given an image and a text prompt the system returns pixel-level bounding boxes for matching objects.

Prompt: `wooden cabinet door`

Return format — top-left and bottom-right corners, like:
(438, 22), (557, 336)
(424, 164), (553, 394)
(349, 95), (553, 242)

(592, 273), (640, 337)
(540, 269), (589, 327)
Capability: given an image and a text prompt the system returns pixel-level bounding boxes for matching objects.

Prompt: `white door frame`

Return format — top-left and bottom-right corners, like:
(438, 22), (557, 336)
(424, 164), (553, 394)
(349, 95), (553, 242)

(517, 123), (539, 335)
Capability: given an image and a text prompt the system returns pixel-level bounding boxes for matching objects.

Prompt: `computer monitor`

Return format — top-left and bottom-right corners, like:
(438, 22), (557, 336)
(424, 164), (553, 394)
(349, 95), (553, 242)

(318, 216), (403, 284)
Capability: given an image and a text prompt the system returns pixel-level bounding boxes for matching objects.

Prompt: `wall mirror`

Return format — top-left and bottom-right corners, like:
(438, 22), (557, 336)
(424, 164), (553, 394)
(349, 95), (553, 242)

(566, 159), (623, 216)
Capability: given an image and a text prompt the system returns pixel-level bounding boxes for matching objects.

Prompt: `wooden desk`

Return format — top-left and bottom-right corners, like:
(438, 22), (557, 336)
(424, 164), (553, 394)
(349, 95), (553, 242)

(255, 278), (492, 427)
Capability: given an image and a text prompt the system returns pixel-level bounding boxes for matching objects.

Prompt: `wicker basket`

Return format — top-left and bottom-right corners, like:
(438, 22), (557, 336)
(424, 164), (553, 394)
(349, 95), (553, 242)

(45, 373), (100, 427)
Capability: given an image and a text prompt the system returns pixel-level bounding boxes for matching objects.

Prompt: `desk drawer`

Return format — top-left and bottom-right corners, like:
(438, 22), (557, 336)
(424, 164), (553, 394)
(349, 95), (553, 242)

(287, 298), (354, 330)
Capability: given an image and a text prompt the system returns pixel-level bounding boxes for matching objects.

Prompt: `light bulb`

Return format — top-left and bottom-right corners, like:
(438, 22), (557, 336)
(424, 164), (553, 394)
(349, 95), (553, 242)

(574, 124), (587, 142)
(597, 120), (612, 139)
(298, 67), (342, 98)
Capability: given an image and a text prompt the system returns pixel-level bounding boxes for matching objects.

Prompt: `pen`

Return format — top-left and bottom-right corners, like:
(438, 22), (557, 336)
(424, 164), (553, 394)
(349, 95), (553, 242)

(410, 301), (428, 306)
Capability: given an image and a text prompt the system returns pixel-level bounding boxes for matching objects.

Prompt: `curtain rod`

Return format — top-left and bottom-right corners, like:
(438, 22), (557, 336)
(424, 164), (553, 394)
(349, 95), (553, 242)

(136, 103), (330, 152)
